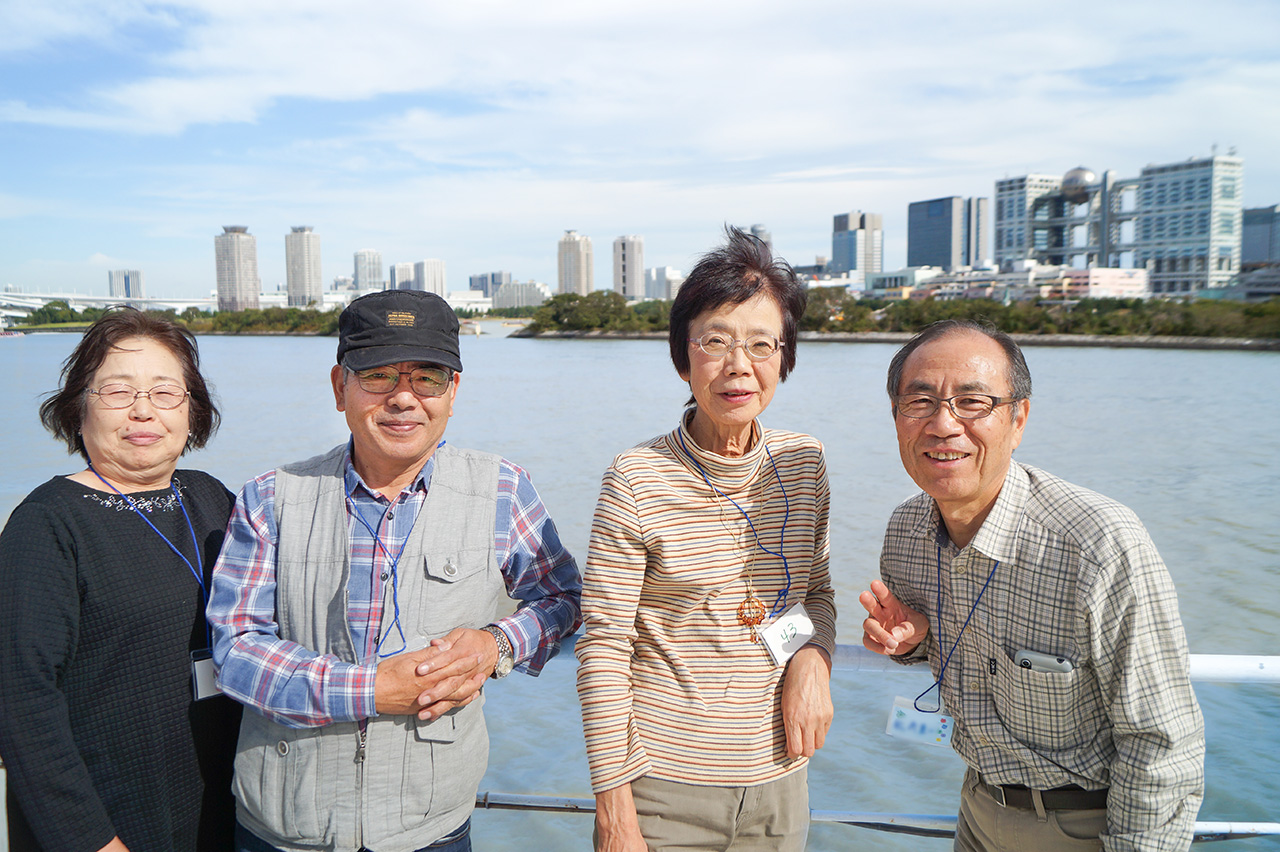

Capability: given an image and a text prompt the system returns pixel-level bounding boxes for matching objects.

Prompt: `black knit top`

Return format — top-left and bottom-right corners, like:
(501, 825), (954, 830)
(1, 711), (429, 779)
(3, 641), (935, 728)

(0, 471), (241, 852)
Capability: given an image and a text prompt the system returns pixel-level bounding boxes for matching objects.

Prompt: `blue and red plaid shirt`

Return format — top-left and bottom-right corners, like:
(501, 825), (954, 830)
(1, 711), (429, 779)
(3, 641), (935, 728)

(208, 442), (581, 728)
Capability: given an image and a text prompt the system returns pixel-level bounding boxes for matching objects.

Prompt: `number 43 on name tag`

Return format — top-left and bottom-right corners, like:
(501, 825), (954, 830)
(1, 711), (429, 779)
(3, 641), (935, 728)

(760, 602), (816, 667)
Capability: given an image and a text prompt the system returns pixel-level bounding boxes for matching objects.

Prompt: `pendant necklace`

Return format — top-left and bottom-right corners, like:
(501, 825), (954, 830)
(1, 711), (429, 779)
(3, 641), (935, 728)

(678, 426), (794, 642)
(709, 449), (771, 642)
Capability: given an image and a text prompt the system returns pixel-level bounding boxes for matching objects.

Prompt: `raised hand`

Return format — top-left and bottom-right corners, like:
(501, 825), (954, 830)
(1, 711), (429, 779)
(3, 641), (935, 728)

(859, 579), (929, 656)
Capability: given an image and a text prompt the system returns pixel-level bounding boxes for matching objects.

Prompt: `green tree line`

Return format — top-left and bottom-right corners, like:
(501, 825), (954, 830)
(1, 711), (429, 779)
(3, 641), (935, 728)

(530, 290), (1280, 339)
(18, 294), (1280, 339)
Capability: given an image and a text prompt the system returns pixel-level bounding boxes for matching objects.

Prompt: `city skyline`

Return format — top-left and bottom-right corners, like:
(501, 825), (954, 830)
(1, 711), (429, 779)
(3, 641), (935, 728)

(3, 1), (1279, 298)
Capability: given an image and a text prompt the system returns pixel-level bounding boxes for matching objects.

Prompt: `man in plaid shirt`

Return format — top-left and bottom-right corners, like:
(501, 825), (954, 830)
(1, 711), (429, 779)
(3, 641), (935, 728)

(208, 290), (581, 852)
(860, 320), (1203, 852)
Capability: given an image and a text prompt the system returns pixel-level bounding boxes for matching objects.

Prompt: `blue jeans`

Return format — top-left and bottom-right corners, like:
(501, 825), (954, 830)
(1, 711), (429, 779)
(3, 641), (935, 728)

(235, 818), (472, 852)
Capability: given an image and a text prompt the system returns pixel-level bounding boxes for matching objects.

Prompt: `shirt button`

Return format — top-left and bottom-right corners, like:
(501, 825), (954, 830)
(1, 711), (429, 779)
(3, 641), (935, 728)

(387, 511), (395, 520)
(444, 561), (458, 577)
(969, 681), (980, 691)
(380, 572), (389, 581)
(276, 741), (289, 756)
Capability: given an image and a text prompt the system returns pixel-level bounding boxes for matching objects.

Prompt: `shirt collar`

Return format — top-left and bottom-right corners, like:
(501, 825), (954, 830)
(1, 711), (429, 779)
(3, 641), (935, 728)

(341, 437), (438, 501)
(965, 460), (1029, 562)
(917, 460), (1030, 563)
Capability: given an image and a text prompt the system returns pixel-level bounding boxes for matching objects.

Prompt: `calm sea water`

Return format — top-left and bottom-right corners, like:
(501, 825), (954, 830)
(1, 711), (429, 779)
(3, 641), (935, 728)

(2, 326), (1277, 851)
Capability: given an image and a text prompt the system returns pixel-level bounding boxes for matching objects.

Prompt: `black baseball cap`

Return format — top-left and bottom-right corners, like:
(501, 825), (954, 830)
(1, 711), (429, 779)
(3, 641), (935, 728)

(336, 290), (463, 372)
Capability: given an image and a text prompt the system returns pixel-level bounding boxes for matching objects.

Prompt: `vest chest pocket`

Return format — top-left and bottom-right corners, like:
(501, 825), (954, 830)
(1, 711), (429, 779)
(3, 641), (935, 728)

(411, 548), (498, 640)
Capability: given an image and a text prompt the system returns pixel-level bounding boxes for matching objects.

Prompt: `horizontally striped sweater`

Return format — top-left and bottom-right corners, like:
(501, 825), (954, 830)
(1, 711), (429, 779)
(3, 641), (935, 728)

(576, 415), (837, 792)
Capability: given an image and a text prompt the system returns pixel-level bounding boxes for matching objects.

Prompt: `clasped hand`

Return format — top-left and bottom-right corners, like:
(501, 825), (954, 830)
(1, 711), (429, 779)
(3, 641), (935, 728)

(373, 627), (499, 720)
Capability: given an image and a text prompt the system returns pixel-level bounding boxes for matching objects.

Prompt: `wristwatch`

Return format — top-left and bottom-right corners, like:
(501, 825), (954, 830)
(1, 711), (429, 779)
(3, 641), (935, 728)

(482, 625), (515, 679)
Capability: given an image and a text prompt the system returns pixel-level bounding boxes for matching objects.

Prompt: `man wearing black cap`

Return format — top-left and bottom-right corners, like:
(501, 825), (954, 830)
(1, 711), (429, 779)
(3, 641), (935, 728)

(208, 290), (582, 852)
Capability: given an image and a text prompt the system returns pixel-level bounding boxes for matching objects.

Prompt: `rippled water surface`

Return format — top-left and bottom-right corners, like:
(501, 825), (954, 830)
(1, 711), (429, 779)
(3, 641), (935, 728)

(2, 327), (1277, 850)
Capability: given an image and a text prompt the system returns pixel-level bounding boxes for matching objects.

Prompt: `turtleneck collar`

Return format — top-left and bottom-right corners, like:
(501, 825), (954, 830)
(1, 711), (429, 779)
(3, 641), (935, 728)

(673, 407), (767, 495)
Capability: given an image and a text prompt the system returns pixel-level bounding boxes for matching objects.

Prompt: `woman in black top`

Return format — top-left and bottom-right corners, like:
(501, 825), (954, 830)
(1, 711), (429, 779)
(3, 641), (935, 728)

(0, 308), (241, 852)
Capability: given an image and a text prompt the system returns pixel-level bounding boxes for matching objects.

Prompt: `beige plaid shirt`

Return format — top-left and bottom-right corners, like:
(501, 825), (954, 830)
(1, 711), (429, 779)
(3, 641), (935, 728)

(881, 461), (1204, 852)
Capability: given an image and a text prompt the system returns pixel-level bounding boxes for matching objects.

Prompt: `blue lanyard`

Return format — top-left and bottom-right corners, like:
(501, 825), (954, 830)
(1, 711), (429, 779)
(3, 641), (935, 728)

(88, 465), (208, 644)
(677, 427), (793, 617)
(345, 487), (422, 659)
(914, 544), (1000, 713)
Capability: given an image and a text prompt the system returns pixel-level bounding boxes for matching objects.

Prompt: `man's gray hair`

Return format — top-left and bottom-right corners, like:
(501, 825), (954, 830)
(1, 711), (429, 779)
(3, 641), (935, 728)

(886, 319), (1033, 402)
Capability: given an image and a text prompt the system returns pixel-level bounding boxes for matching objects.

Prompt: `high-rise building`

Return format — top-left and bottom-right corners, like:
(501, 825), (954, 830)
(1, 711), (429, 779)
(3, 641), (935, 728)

(558, 230), (593, 296)
(644, 266), (684, 301)
(613, 235), (644, 300)
(413, 259), (446, 295)
(284, 226), (323, 307)
(1242, 205), (1280, 266)
(353, 249), (384, 290)
(993, 174), (1063, 266)
(469, 271), (512, 298)
(108, 269), (145, 302)
(215, 226), (260, 312)
(1133, 155), (1243, 294)
(907, 197), (989, 270)
(749, 224), (772, 252)
(829, 212), (882, 280)
(492, 280), (553, 309)
(390, 262), (415, 290)
(993, 155), (1244, 293)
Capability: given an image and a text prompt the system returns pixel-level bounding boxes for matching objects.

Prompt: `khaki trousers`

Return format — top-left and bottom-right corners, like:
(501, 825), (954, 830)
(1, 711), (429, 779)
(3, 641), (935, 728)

(955, 768), (1107, 852)
(617, 768), (809, 852)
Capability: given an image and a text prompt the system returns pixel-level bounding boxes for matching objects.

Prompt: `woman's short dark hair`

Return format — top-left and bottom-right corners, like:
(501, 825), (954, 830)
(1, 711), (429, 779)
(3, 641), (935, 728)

(669, 226), (807, 382)
(39, 307), (220, 461)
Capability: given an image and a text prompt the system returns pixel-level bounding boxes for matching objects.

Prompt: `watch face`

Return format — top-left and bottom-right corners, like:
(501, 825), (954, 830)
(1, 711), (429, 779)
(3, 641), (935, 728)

(494, 655), (515, 678)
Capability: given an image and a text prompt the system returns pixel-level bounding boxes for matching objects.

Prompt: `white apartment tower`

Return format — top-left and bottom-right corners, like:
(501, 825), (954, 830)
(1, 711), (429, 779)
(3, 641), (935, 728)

(830, 212), (883, 280)
(613, 235), (644, 300)
(558, 230), (593, 296)
(645, 266), (685, 301)
(413, 259), (447, 295)
(215, 226), (261, 312)
(390, 262), (415, 290)
(284, 226), (323, 307)
(108, 270), (145, 302)
(353, 249), (384, 290)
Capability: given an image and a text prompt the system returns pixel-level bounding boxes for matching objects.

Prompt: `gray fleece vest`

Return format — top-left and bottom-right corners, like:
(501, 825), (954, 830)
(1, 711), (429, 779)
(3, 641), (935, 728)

(233, 443), (504, 852)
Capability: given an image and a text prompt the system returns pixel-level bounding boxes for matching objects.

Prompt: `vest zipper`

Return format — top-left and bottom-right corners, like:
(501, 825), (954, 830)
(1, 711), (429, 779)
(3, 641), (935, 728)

(355, 724), (368, 848)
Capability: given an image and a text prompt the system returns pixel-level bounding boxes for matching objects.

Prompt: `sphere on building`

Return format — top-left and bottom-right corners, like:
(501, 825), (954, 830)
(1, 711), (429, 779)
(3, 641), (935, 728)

(1062, 167), (1097, 203)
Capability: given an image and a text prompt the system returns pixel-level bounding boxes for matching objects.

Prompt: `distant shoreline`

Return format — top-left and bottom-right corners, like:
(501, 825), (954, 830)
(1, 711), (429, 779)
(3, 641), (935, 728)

(514, 328), (1280, 352)
(10, 326), (1277, 351)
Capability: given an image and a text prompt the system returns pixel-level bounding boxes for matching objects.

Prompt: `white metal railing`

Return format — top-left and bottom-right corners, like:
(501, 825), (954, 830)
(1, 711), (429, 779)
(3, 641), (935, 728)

(471, 640), (1280, 843)
(4, 644), (1278, 849)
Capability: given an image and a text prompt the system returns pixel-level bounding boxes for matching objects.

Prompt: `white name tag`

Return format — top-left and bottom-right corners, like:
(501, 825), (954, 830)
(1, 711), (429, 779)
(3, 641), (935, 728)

(191, 650), (222, 701)
(885, 695), (953, 747)
(759, 602), (816, 668)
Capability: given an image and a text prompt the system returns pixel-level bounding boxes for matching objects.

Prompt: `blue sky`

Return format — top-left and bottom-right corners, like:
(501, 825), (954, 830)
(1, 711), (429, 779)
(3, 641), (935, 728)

(3, 0), (1279, 299)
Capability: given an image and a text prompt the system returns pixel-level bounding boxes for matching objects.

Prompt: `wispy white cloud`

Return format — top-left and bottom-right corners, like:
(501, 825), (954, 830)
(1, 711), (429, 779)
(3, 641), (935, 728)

(1, 0), (1279, 294)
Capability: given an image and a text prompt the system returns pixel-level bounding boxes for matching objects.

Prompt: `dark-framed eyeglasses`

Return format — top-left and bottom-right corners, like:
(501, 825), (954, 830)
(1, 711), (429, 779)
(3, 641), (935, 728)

(352, 366), (454, 397)
(688, 332), (784, 361)
(893, 393), (1021, 420)
(87, 383), (189, 410)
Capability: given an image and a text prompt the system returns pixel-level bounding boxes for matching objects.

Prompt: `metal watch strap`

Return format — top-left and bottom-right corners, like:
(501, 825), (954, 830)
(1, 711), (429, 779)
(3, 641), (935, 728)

(483, 625), (514, 678)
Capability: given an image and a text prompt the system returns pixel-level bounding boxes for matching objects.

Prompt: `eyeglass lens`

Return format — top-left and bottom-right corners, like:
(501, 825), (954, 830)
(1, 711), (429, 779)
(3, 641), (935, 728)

(356, 368), (452, 397)
(94, 384), (188, 409)
(693, 333), (779, 360)
(896, 394), (999, 419)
